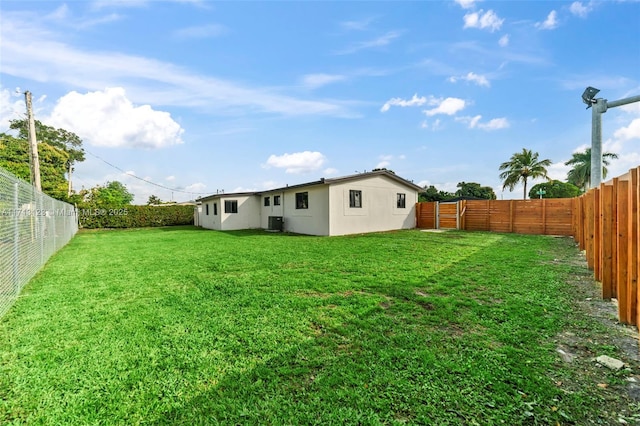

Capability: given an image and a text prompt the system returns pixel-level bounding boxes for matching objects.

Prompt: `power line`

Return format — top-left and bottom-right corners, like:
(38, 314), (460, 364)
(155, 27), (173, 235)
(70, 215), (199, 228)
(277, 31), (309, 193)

(84, 150), (210, 195)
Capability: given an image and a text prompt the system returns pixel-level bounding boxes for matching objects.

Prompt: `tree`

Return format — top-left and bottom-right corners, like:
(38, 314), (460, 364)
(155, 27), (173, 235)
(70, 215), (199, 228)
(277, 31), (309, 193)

(9, 119), (85, 196)
(419, 185), (453, 202)
(499, 148), (552, 199)
(528, 180), (581, 199)
(147, 195), (162, 205)
(455, 182), (496, 200)
(81, 181), (134, 207)
(0, 133), (70, 200)
(565, 148), (618, 191)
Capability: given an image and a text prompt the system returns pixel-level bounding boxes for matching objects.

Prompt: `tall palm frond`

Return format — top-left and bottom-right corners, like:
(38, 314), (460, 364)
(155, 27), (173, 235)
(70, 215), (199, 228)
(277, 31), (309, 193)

(499, 148), (552, 199)
(565, 148), (618, 191)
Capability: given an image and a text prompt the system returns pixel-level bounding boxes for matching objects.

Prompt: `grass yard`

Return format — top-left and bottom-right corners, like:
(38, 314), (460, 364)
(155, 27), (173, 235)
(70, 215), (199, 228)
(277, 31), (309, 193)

(0, 226), (637, 424)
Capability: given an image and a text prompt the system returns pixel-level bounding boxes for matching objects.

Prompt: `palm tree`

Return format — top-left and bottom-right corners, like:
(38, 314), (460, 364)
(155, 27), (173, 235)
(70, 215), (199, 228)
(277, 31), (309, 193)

(499, 148), (552, 199)
(565, 148), (618, 191)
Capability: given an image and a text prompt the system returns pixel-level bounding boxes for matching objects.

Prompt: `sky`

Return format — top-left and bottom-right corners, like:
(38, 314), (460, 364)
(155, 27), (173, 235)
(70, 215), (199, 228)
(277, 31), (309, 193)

(1, 0), (639, 204)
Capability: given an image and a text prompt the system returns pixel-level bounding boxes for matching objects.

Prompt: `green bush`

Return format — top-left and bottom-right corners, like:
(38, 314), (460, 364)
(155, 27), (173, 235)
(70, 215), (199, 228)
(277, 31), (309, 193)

(78, 205), (194, 229)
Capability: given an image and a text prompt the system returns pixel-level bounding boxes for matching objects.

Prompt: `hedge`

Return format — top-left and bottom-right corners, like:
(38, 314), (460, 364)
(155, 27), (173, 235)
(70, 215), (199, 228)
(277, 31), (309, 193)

(78, 205), (195, 229)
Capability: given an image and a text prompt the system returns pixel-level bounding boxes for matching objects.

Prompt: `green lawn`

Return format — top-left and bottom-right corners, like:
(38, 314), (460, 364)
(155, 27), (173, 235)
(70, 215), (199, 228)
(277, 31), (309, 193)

(0, 226), (633, 424)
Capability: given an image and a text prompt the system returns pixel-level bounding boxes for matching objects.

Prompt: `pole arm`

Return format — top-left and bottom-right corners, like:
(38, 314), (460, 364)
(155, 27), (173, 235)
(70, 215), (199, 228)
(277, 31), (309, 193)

(606, 94), (640, 109)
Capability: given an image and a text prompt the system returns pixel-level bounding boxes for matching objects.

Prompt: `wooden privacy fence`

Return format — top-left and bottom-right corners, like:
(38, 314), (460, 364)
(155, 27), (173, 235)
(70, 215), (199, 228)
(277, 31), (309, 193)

(416, 198), (574, 235)
(416, 164), (640, 331)
(573, 166), (639, 328)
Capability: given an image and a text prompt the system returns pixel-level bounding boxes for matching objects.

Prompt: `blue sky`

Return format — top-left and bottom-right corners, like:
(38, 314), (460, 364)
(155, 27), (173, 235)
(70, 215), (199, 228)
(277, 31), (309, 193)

(1, 0), (639, 203)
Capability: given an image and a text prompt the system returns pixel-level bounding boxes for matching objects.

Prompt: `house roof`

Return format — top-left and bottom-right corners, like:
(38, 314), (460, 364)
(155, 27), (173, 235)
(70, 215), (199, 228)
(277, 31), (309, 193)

(196, 170), (422, 202)
(196, 191), (258, 202)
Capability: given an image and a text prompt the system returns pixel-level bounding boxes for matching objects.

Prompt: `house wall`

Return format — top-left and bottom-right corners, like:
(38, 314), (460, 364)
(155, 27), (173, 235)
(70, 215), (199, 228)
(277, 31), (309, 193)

(282, 185), (330, 236)
(328, 175), (418, 236)
(259, 191), (285, 229)
(198, 200), (221, 230)
(198, 195), (260, 231)
(220, 195), (261, 230)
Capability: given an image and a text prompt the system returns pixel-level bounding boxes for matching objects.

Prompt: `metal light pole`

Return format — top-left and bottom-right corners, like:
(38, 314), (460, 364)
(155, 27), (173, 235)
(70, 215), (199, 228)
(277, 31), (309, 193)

(582, 87), (640, 188)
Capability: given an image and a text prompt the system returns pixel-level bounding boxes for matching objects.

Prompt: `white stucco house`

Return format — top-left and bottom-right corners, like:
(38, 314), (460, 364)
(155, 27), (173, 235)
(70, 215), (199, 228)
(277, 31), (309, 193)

(195, 170), (422, 236)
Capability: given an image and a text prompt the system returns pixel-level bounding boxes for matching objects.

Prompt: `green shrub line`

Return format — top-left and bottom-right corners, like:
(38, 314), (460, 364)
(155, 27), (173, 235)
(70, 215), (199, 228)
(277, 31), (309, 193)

(77, 205), (194, 228)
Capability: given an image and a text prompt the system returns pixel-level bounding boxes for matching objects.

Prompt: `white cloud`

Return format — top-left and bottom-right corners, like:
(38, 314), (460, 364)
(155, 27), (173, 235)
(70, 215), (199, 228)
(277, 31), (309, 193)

(374, 154), (405, 169)
(423, 97), (467, 116)
(166, 175), (176, 181)
(498, 34), (510, 47)
(613, 118), (640, 141)
(301, 73), (346, 90)
(463, 10), (504, 32)
(264, 151), (327, 174)
(619, 102), (640, 115)
(173, 24), (227, 39)
(185, 182), (206, 192)
(383, 95), (466, 117)
(323, 168), (339, 175)
(0, 88), (26, 132)
(569, 1), (593, 18)
(47, 87), (184, 149)
(340, 18), (375, 31)
(231, 186), (257, 193)
(0, 15), (349, 117)
(335, 31), (402, 55)
(536, 11), (559, 30)
(456, 115), (509, 130)
(454, 0), (477, 9)
(547, 161), (571, 181)
(381, 94), (428, 112)
(479, 117), (509, 130)
(448, 72), (490, 87)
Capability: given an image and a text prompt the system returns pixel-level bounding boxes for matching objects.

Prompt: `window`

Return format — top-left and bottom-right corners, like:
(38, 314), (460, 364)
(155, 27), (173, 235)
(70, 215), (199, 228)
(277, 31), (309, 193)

(224, 200), (238, 213)
(274, 195), (281, 206)
(213, 203), (217, 215)
(349, 190), (362, 208)
(295, 192), (308, 209)
(264, 196), (270, 207)
(205, 203), (209, 215)
(397, 193), (406, 208)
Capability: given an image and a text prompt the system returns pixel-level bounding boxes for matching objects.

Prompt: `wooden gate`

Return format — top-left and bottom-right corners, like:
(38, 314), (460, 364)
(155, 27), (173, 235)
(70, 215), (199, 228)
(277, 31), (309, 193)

(437, 202), (459, 229)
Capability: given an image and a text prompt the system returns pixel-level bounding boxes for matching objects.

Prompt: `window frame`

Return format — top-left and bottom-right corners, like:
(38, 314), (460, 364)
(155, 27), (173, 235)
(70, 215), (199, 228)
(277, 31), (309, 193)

(224, 200), (238, 214)
(205, 203), (209, 215)
(396, 193), (406, 209)
(295, 192), (309, 209)
(274, 195), (281, 206)
(264, 196), (270, 207)
(213, 203), (217, 215)
(349, 190), (362, 208)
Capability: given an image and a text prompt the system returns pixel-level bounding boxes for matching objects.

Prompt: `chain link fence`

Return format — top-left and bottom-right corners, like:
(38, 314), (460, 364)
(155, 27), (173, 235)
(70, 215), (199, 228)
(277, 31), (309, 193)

(0, 167), (78, 318)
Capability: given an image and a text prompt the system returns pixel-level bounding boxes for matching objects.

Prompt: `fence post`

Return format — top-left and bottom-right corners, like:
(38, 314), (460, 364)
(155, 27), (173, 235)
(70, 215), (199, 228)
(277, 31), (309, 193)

(542, 199), (547, 235)
(601, 184), (614, 299)
(13, 182), (19, 294)
(630, 167), (639, 326)
(593, 188), (601, 281)
(617, 179), (630, 324)
(509, 200), (514, 233)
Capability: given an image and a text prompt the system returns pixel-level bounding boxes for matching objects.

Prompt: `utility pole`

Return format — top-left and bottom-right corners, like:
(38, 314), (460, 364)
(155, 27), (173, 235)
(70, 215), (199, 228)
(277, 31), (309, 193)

(582, 87), (640, 188)
(68, 164), (73, 197)
(25, 91), (42, 191)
